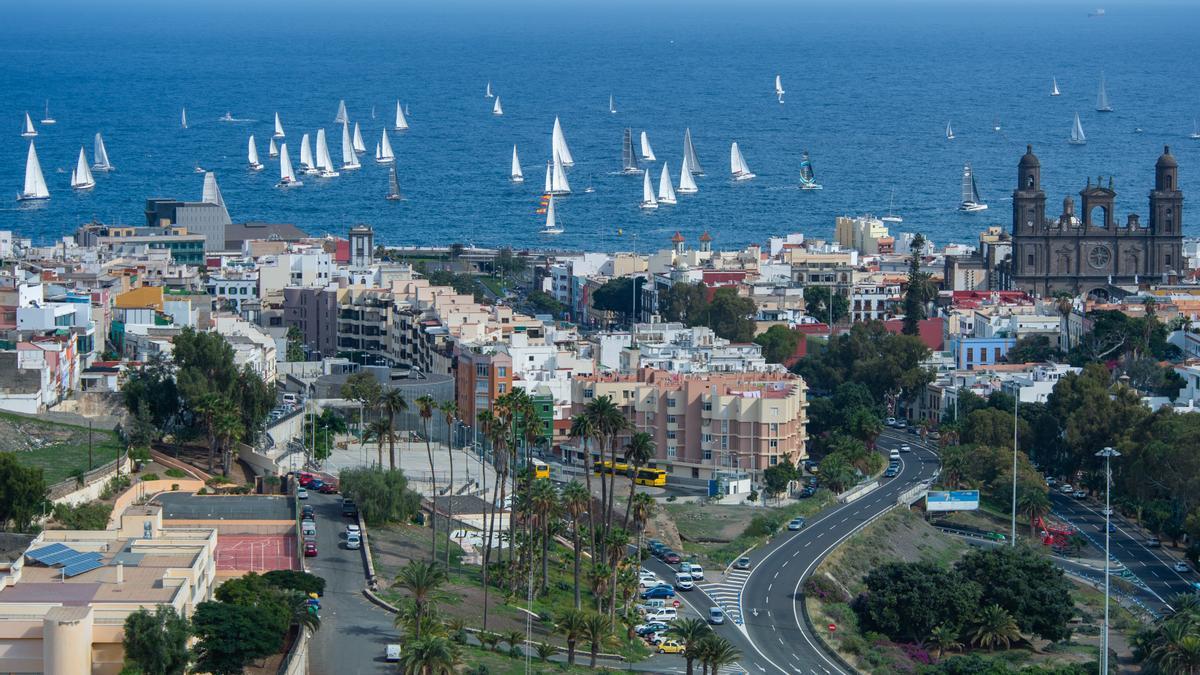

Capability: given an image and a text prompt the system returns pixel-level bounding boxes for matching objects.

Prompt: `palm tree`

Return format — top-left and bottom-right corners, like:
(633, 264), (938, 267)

(503, 630), (525, 656)
(604, 527), (630, 620)
(380, 388), (408, 470)
(398, 636), (461, 675)
(438, 400), (459, 570)
(192, 392), (223, 472)
(1018, 487), (1052, 538)
(941, 445), (970, 489)
(416, 394), (438, 563)
(969, 604), (1020, 651)
(622, 431), (655, 526)
(666, 618), (711, 675)
(212, 406), (244, 477)
(555, 608), (589, 666)
(581, 611), (616, 669)
(694, 634), (741, 675)
(476, 408), (500, 631)
(569, 414), (598, 559)
(529, 477), (560, 594)
(630, 492), (656, 565)
(393, 560), (448, 643)
(586, 396), (629, 547)
(560, 480), (590, 609)
(364, 419), (393, 469)
(1142, 619), (1200, 674)
(928, 624), (962, 660)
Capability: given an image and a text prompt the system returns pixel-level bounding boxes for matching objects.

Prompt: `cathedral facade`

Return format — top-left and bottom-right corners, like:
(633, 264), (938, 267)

(1009, 145), (1183, 297)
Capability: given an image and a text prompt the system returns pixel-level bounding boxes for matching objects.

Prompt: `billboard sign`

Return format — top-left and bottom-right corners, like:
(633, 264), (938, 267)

(925, 490), (980, 512)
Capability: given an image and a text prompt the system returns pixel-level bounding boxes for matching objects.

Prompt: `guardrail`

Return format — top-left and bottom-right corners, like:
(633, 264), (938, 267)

(837, 479), (879, 504)
(896, 483), (928, 507)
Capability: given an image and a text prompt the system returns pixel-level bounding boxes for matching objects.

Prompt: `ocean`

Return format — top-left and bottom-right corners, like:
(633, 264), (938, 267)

(3, 0), (1200, 253)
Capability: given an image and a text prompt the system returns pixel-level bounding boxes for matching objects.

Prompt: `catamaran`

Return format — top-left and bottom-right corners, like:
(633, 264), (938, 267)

(274, 112), (285, 138)
(276, 143), (303, 188)
(220, 112), (235, 122)
(882, 189), (902, 223)
(1069, 112), (1087, 145)
(621, 128), (641, 175)
(92, 133), (113, 172)
(510, 145), (524, 183)
(543, 195), (564, 235)
(315, 129), (339, 177)
(775, 75), (785, 103)
(341, 122), (361, 170)
(548, 151), (571, 195)
(17, 141), (49, 201)
(299, 133), (315, 173)
(376, 129), (395, 164)
(386, 167), (402, 201)
(609, 95), (617, 114)
(21, 112), (37, 138)
(1051, 77), (1061, 97)
(682, 128), (704, 175)
(678, 155), (699, 194)
(640, 131), (656, 161)
(485, 82), (494, 98)
(70, 147), (95, 190)
(352, 123), (366, 154)
(959, 163), (987, 211)
(248, 135), (264, 170)
(394, 101), (409, 131)
(334, 100), (348, 124)
(181, 107), (188, 129)
(1096, 72), (1113, 112)
(799, 150), (822, 190)
(493, 97), (504, 116)
(552, 117), (574, 166)
(41, 101), (56, 125)
(730, 142), (755, 181)
(640, 170), (658, 210)
(657, 163), (677, 205)
(268, 137), (279, 158)
(945, 122), (955, 140)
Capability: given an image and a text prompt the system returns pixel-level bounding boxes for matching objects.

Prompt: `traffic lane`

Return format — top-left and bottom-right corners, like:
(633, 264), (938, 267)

(307, 493), (399, 674)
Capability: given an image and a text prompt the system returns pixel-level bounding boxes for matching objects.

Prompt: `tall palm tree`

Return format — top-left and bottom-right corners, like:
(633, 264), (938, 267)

(1143, 620), (1200, 674)
(928, 624), (962, 660)
(438, 400), (459, 570)
(569, 414), (598, 559)
(603, 527), (629, 620)
(555, 608), (589, 666)
(192, 392), (223, 472)
(581, 611), (616, 669)
(398, 635), (461, 675)
(560, 480), (590, 608)
(694, 635), (741, 675)
(212, 406), (244, 477)
(969, 604), (1020, 651)
(416, 395), (438, 563)
(380, 388), (408, 470)
(1018, 487), (1052, 538)
(585, 396), (628, 546)
(529, 477), (560, 594)
(630, 492), (656, 563)
(622, 431), (655, 526)
(364, 419), (393, 469)
(666, 618), (711, 675)
(476, 408), (500, 631)
(393, 560), (448, 643)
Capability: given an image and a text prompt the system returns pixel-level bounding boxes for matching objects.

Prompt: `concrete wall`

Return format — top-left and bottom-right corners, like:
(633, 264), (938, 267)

(105, 480), (206, 528)
(48, 456), (133, 505)
(280, 627), (311, 675)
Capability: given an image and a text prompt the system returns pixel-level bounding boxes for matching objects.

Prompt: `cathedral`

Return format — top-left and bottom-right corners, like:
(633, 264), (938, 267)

(1009, 144), (1183, 298)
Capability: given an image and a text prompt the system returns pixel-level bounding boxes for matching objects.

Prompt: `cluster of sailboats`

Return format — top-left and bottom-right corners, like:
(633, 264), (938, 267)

(16, 124), (113, 201)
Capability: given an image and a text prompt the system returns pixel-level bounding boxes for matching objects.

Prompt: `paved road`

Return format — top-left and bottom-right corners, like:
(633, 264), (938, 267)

(305, 493), (399, 674)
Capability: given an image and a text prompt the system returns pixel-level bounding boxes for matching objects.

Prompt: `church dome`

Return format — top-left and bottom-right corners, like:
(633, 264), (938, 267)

(1157, 145), (1178, 169)
(1018, 144), (1040, 168)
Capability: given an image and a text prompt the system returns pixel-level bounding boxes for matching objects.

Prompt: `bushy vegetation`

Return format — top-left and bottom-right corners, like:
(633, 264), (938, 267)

(52, 501), (112, 530)
(338, 467), (422, 527)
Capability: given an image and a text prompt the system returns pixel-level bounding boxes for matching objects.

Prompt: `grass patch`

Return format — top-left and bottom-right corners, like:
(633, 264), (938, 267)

(454, 643), (602, 673)
(665, 492), (836, 568)
(478, 276), (506, 298)
(0, 410), (123, 484)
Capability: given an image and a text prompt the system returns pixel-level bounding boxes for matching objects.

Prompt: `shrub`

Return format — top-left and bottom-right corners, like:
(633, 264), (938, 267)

(804, 575), (848, 603)
(164, 468), (187, 479)
(171, 483), (180, 491)
(52, 501), (113, 530)
(140, 473), (160, 482)
(205, 476), (233, 487)
(197, 487), (208, 495)
(99, 475), (132, 500)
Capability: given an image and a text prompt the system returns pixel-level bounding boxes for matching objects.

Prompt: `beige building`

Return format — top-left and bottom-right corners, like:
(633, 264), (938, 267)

(835, 215), (891, 255)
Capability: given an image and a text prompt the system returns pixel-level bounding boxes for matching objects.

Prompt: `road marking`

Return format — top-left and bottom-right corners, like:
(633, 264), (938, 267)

(768, 583), (773, 592)
(774, 571), (779, 579)
(804, 541), (812, 547)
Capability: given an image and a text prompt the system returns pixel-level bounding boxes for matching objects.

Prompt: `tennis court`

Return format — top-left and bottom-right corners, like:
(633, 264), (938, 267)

(215, 534), (298, 571)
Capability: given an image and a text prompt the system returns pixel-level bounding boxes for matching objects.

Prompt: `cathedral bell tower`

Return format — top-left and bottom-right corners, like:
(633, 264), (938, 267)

(1012, 145), (1047, 279)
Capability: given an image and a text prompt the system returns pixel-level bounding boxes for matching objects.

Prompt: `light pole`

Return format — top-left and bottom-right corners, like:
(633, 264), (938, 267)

(1096, 445), (1120, 675)
(1011, 391), (1019, 546)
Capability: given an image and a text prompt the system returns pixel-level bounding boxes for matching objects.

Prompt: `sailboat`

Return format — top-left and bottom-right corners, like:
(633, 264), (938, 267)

(552, 117), (574, 166)
(640, 170), (658, 210)
(341, 122), (360, 170)
(92, 133), (113, 172)
(276, 143), (303, 188)
(882, 189), (903, 223)
(544, 163), (552, 193)
(640, 131), (656, 161)
(268, 137), (279, 158)
(70, 147), (95, 190)
(334, 100), (348, 124)
(945, 122), (955, 140)
(1191, 120), (1200, 140)
(41, 101), (56, 125)
(352, 123), (366, 154)
(274, 113), (285, 138)
(775, 75), (785, 103)
(315, 129), (339, 177)
(181, 107), (188, 129)
(799, 150), (822, 190)
(543, 196), (564, 234)
(1096, 72), (1113, 112)
(17, 142), (49, 201)
(510, 145), (524, 183)
(959, 163), (987, 211)
(248, 135), (264, 170)
(657, 163), (678, 205)
(371, 105), (376, 120)
(485, 82), (494, 98)
(1069, 112), (1087, 145)
(219, 112), (235, 122)
(394, 101), (409, 131)
(682, 128), (704, 175)
(386, 167), (402, 201)
(21, 113), (37, 138)
(493, 97), (504, 116)
(678, 154), (699, 194)
(299, 133), (316, 174)
(548, 151), (571, 195)
(621, 128), (641, 175)
(993, 116), (1002, 132)
(609, 95), (617, 114)
(376, 129), (395, 164)
(1051, 77), (1061, 97)
(730, 142), (755, 181)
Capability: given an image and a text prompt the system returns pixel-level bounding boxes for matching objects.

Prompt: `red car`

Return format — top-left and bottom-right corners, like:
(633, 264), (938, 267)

(297, 472), (316, 487)
(318, 481), (339, 494)
(304, 541), (318, 557)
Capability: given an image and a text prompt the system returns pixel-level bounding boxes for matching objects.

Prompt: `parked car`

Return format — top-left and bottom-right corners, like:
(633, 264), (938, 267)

(640, 585), (676, 600)
(297, 472), (315, 486)
(708, 606), (725, 625)
(341, 499), (358, 517)
(297, 487), (309, 500)
(635, 621), (669, 637)
(304, 541), (317, 557)
(662, 551), (682, 564)
(639, 577), (664, 591)
(1073, 490), (1087, 499)
(799, 486), (817, 498)
(1147, 537), (1162, 548)
(301, 505), (315, 520)
(308, 479), (327, 492)
(346, 533), (361, 550)
(346, 524), (361, 537)
(385, 644), (402, 662)
(787, 517), (806, 531)
(1045, 476), (1057, 486)
(658, 640), (686, 655)
(644, 607), (678, 623)
(733, 557), (752, 571)
(928, 431), (941, 441)
(318, 481), (339, 494)
(885, 417), (897, 427)
(895, 419), (908, 429)
(637, 599), (667, 615)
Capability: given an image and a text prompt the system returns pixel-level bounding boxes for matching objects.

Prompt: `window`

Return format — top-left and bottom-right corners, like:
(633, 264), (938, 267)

(769, 455), (779, 466)
(667, 415), (677, 425)
(769, 422), (779, 435)
(584, 389), (594, 399)
(703, 449), (712, 461)
(994, 347), (1001, 362)
(720, 436), (728, 449)
(703, 400), (712, 411)
(476, 364), (488, 377)
(1027, 253), (1034, 266)
(703, 434), (713, 444)
(1167, 254), (1173, 266)
(497, 366), (507, 377)
(966, 347), (974, 364)
(667, 430), (676, 440)
(770, 439), (779, 449)
(720, 420), (729, 433)
(666, 445), (677, 459)
(667, 397), (676, 407)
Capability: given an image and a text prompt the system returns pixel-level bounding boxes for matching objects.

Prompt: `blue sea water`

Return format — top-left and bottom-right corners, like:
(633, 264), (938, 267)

(2, 0), (1200, 252)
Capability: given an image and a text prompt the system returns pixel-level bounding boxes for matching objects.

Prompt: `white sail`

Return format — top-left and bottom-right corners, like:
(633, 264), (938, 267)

(299, 133), (315, 172)
(550, 150), (571, 195)
(730, 142), (755, 180)
(1191, 120), (1200, 140)
(315, 129), (339, 177)
(268, 137), (278, 158)
(21, 112), (37, 138)
(640, 131), (656, 161)
(71, 147), (95, 189)
(41, 100), (55, 125)
(551, 116), (574, 166)
(274, 112), (285, 138)
(277, 143), (302, 187)
(493, 97), (504, 116)
(1069, 112), (1087, 145)
(609, 95), (616, 114)
(1051, 77), (1061, 96)
(486, 82), (494, 98)
(678, 154), (698, 194)
(386, 167), (402, 200)
(1096, 72), (1112, 112)
(19, 141), (49, 200)
(248, 135), (263, 170)
(352, 122), (366, 154)
(511, 145), (524, 182)
(377, 129), (395, 163)
(181, 107), (188, 129)
(682, 128), (704, 175)
(92, 133), (113, 172)
(543, 195), (563, 234)
(202, 172), (225, 207)
(394, 101), (409, 131)
(621, 128), (641, 175)
(775, 75), (785, 96)
(544, 162), (552, 193)
(341, 122), (360, 170)
(334, 100), (348, 124)
(640, 169), (658, 209)
(657, 163), (677, 205)
(946, 122), (955, 140)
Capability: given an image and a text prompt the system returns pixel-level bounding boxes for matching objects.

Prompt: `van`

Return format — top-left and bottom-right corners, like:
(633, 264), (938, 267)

(680, 563), (704, 580)
(282, 393), (298, 404)
(674, 572), (694, 591)
(638, 599), (667, 614)
(889, 449), (901, 461)
(301, 521), (317, 540)
(385, 644), (402, 662)
(646, 607), (678, 623)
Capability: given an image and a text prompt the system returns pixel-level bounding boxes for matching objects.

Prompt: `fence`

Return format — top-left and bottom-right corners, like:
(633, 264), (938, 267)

(46, 453), (132, 503)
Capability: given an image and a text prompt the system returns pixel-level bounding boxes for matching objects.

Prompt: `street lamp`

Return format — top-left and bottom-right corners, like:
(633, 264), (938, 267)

(1011, 391), (1019, 547)
(1095, 446), (1121, 675)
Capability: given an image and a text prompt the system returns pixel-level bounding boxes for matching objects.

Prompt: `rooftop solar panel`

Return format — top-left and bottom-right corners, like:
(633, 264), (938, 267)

(40, 548), (90, 566)
(25, 543), (70, 563)
(62, 559), (104, 578)
(56, 551), (103, 568)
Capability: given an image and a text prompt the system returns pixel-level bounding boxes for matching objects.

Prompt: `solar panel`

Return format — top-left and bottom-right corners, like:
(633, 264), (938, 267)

(25, 543), (70, 564)
(62, 559), (104, 578)
(56, 551), (103, 568)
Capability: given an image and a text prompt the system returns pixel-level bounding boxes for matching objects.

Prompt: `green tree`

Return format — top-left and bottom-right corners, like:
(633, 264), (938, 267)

(659, 282), (710, 325)
(438, 399), (459, 570)
(1005, 334), (1060, 364)
(341, 371), (383, 429)
(560, 480), (590, 608)
(415, 394), (439, 563)
(591, 277), (637, 323)
(380, 388), (409, 471)
(698, 287), (756, 343)
(393, 560), (449, 643)
(1136, 595), (1200, 674)
(693, 634), (742, 674)
(285, 325), (306, 362)
(857, 561), (981, 643)
(122, 606), (191, 675)
(803, 285), (848, 325)
(794, 321), (933, 400)
(762, 462), (798, 498)
(754, 324), (800, 364)
(954, 547), (1074, 642)
(817, 453), (857, 493)
(622, 431), (655, 526)
(121, 353), (181, 433)
(527, 290), (567, 316)
(364, 419), (394, 470)
(968, 604), (1021, 651)
(191, 601), (282, 675)
(555, 608), (589, 666)
(338, 467), (422, 526)
(928, 623), (963, 660)
(261, 570), (326, 597)
(902, 233), (934, 335)
(666, 617), (712, 675)
(0, 454), (46, 532)
(398, 636), (461, 675)
(962, 407), (1031, 449)
(581, 612), (616, 669)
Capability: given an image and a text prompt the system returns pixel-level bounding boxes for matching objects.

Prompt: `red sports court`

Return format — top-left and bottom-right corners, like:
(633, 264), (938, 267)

(215, 535), (298, 572)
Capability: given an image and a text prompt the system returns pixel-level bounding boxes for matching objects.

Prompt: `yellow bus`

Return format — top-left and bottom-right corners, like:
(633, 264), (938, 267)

(634, 468), (668, 487)
(530, 459), (550, 480)
(593, 460), (630, 475)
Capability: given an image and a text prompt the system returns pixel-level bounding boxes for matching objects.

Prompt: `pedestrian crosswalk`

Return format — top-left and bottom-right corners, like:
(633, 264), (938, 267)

(697, 567), (751, 625)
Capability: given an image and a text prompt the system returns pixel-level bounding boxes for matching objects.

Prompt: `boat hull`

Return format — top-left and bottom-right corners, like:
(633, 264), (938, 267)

(658, 197), (677, 205)
(275, 179), (304, 188)
(1068, 140), (1087, 146)
(511, 176), (524, 183)
(92, 164), (113, 172)
(640, 202), (658, 210)
(733, 173), (755, 181)
(375, 158), (394, 165)
(71, 182), (96, 190)
(250, 163), (264, 171)
(959, 203), (988, 212)
(318, 170), (340, 178)
(17, 193), (49, 201)
(800, 184), (823, 190)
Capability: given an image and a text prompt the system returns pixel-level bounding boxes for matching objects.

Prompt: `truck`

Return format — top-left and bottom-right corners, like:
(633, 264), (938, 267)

(341, 498), (358, 518)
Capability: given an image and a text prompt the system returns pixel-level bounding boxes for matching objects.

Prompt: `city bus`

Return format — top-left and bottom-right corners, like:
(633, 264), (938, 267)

(593, 460), (630, 475)
(530, 458), (551, 480)
(634, 468), (668, 487)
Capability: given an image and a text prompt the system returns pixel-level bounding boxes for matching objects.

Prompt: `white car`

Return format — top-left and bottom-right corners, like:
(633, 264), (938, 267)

(1059, 484), (1074, 494)
(899, 444), (912, 453)
(686, 564), (704, 580)
(346, 524), (361, 537)
(346, 533), (361, 550)
(674, 572), (694, 590)
(885, 417), (897, 426)
(1102, 507), (1114, 516)
(639, 577), (664, 591)
(645, 607), (678, 623)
